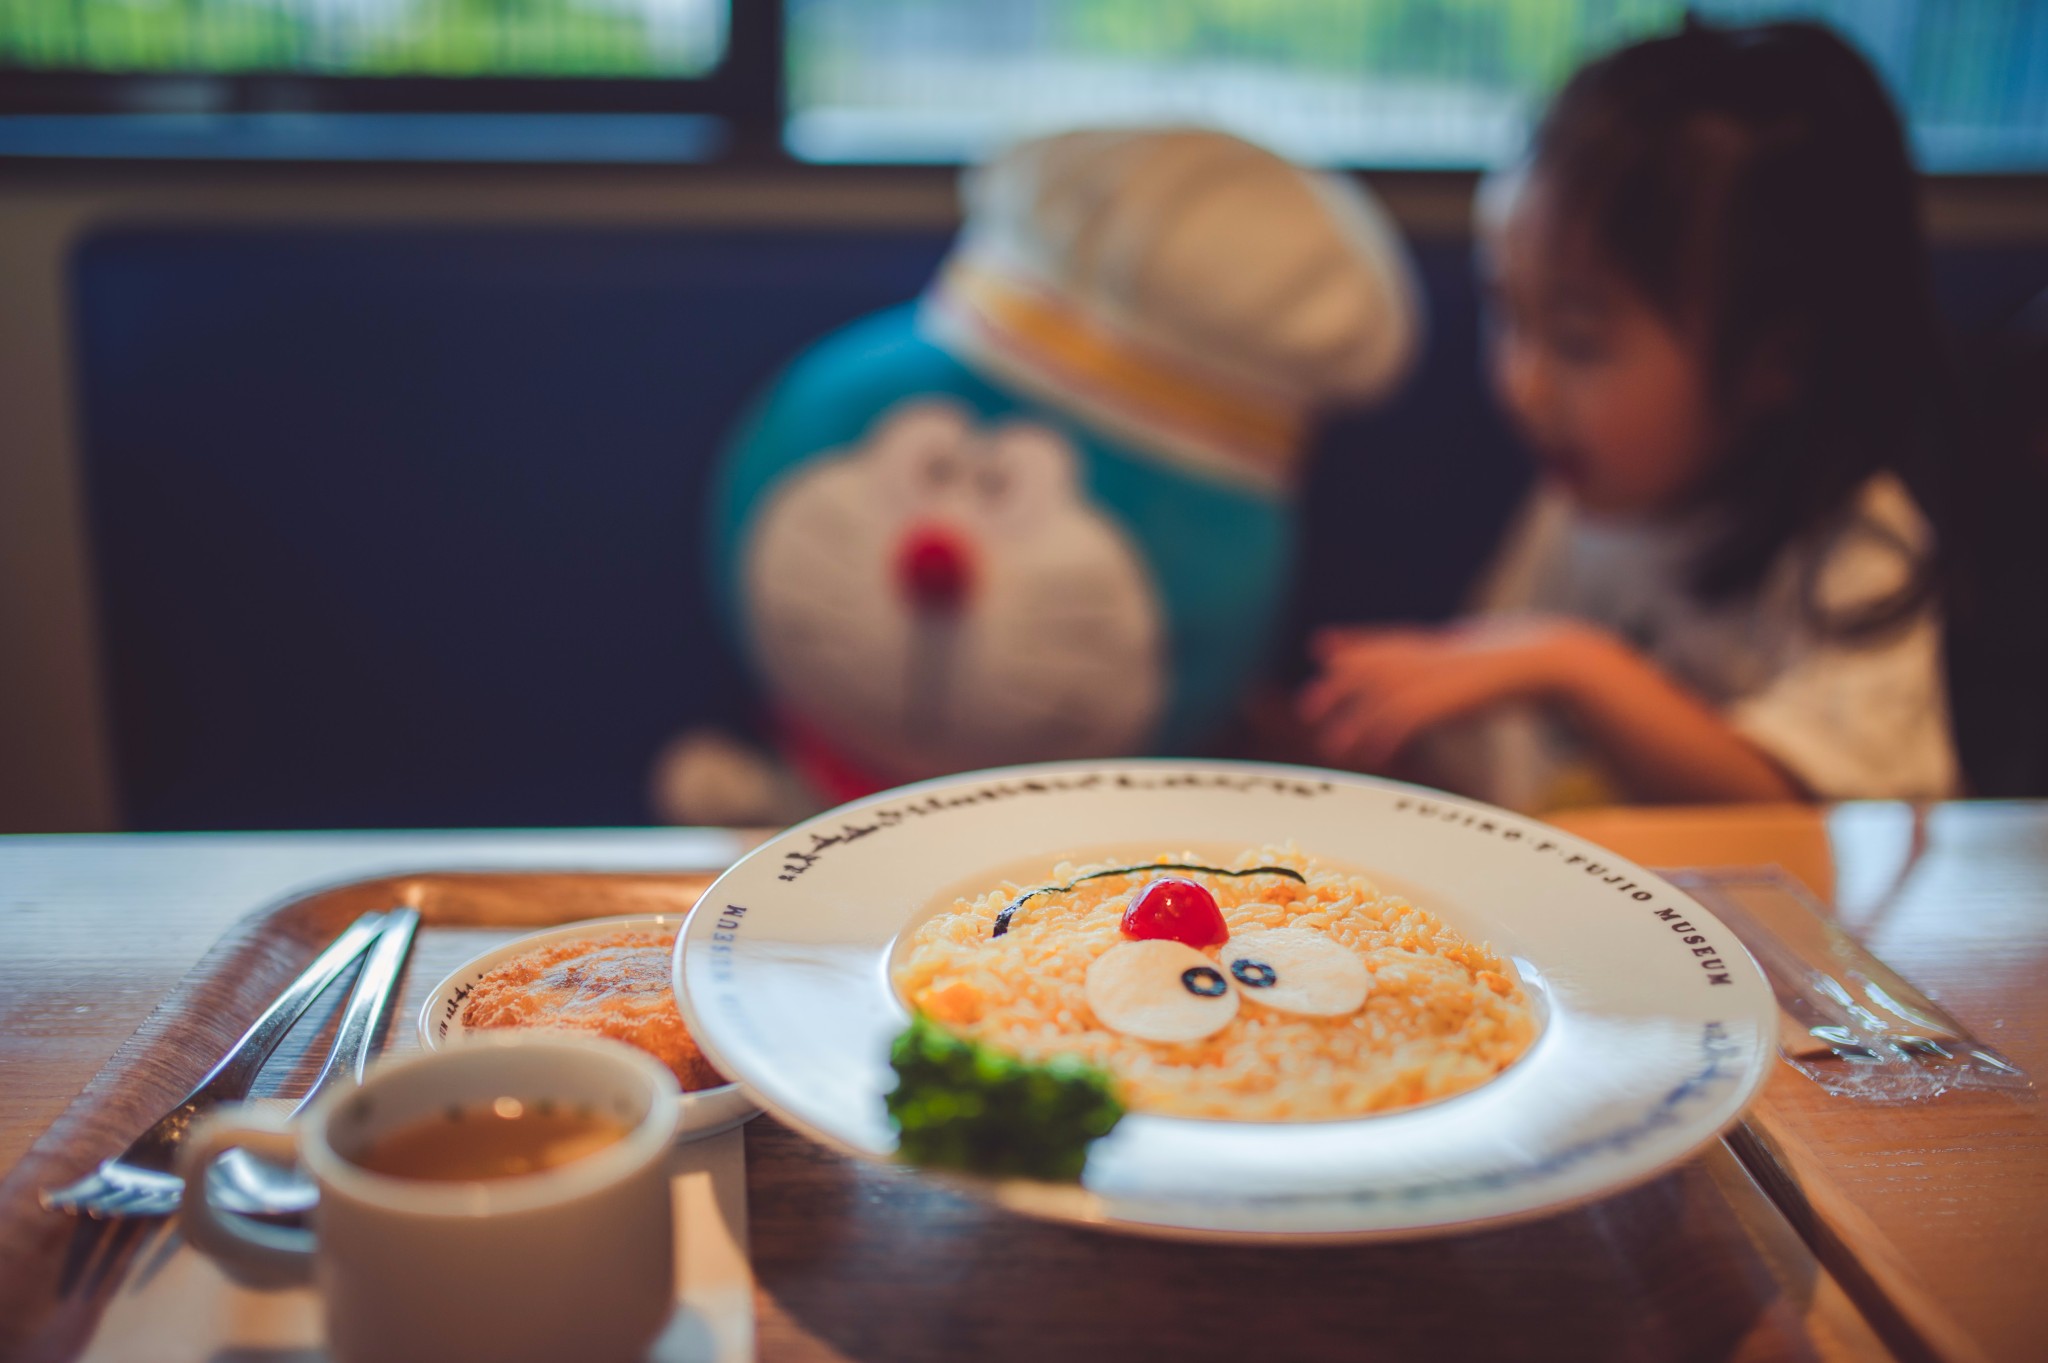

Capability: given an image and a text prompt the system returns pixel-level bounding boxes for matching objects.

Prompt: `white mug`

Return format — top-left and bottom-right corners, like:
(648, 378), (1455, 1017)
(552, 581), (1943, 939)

(177, 1032), (682, 1363)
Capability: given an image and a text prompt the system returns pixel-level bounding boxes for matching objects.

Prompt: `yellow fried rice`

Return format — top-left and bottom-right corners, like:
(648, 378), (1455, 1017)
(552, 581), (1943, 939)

(893, 846), (1538, 1121)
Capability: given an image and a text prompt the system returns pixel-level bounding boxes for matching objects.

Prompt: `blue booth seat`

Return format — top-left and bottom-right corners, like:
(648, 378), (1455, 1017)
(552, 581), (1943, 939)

(71, 225), (2047, 828)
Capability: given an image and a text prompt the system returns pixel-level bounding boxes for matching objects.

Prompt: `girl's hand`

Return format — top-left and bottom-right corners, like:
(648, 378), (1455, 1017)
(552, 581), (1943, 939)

(1298, 615), (1805, 803)
(1299, 617), (1597, 771)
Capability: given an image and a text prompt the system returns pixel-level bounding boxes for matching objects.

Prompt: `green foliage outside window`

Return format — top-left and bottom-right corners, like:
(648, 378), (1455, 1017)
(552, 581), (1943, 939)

(1061, 0), (1674, 87)
(0, 0), (724, 77)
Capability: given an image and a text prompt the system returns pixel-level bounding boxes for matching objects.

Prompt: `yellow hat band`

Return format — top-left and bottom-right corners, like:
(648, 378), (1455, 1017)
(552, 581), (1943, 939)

(927, 260), (1305, 489)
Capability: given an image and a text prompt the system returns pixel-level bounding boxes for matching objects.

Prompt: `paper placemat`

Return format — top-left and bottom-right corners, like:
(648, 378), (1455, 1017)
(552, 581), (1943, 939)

(72, 1125), (752, 1363)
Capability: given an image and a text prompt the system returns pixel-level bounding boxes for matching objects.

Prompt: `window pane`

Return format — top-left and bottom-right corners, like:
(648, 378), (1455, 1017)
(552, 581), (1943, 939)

(0, 0), (729, 78)
(785, 0), (2048, 171)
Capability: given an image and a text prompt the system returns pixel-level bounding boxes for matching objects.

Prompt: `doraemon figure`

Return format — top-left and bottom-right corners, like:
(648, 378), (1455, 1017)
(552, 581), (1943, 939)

(659, 128), (1421, 823)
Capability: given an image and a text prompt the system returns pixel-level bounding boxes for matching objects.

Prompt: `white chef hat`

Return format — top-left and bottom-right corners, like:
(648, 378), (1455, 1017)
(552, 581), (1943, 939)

(923, 127), (1423, 493)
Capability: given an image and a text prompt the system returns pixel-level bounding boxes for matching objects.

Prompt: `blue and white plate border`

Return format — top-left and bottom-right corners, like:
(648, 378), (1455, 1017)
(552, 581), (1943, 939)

(672, 759), (1777, 1241)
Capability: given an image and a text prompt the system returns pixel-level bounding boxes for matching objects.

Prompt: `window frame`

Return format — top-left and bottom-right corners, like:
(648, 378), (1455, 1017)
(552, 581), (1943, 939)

(2, 3), (2043, 181)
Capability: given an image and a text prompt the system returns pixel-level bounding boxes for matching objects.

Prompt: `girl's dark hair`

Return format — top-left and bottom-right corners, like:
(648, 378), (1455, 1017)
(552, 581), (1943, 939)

(1529, 19), (1958, 636)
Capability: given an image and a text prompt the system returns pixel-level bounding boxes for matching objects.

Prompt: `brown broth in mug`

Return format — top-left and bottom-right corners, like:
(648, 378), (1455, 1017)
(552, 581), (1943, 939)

(351, 1099), (630, 1181)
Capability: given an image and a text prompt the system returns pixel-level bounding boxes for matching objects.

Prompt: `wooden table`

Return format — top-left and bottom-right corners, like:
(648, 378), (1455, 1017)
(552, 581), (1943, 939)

(0, 806), (2042, 1363)
(1552, 803), (2048, 1363)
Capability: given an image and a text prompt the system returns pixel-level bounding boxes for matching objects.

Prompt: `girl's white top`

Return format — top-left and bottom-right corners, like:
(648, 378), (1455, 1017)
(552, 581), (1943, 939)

(1429, 473), (1960, 812)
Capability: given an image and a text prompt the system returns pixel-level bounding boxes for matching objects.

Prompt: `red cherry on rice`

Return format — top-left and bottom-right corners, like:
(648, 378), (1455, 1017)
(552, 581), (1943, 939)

(1121, 877), (1229, 948)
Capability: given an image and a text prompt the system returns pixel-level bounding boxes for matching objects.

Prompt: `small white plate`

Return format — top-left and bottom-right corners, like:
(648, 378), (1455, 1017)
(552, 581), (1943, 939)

(673, 760), (1778, 1242)
(419, 914), (758, 1143)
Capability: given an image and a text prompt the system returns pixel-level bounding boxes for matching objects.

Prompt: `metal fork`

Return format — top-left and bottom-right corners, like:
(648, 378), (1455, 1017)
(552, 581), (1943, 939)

(40, 911), (389, 1220)
(209, 907), (420, 1216)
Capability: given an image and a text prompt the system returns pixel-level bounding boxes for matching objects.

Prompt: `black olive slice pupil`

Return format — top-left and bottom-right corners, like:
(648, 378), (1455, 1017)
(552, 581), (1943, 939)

(1231, 959), (1279, 988)
(1181, 967), (1229, 997)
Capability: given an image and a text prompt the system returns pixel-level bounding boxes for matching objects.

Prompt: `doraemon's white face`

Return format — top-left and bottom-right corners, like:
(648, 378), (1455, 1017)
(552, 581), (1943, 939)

(741, 399), (1165, 781)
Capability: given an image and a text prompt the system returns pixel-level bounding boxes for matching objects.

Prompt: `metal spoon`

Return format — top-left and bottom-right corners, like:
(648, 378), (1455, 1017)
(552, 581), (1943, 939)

(207, 908), (420, 1216)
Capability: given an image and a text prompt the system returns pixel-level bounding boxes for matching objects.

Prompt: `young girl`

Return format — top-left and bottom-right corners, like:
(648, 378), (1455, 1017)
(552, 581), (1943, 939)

(1300, 21), (1966, 811)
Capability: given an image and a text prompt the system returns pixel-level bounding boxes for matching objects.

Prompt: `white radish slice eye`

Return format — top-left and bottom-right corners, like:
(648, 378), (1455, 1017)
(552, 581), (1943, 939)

(1221, 928), (1371, 1017)
(1085, 940), (1240, 1043)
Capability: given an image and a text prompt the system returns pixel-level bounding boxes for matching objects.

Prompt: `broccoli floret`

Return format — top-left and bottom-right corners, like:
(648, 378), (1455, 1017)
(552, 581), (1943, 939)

(885, 1015), (1125, 1182)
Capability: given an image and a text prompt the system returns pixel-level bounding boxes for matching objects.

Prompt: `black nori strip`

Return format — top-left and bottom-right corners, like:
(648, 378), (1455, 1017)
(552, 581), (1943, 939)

(1181, 966), (1229, 997)
(990, 863), (1307, 938)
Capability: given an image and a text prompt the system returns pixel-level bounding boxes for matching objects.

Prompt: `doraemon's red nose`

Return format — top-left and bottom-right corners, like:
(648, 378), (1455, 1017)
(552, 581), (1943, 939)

(895, 524), (974, 612)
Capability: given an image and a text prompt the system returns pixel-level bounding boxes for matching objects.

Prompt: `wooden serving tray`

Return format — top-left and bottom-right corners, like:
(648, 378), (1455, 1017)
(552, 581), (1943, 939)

(2, 855), (1984, 1363)
(2, 869), (720, 1363)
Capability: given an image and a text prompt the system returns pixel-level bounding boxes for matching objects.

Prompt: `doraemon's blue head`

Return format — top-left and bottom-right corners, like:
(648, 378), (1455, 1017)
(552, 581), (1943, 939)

(711, 305), (1289, 784)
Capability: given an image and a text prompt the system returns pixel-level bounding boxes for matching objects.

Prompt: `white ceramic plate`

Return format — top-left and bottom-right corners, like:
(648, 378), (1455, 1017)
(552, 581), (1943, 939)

(418, 914), (758, 1143)
(672, 760), (1778, 1242)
